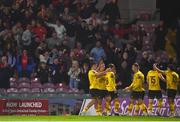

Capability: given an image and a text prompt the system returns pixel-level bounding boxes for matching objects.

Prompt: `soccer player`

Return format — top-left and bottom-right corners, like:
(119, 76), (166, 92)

(124, 63), (148, 116)
(81, 62), (107, 115)
(154, 64), (180, 117)
(96, 60), (108, 116)
(104, 64), (120, 116)
(147, 65), (166, 116)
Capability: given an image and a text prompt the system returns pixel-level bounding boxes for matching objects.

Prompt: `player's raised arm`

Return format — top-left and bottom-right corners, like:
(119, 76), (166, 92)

(153, 64), (165, 74)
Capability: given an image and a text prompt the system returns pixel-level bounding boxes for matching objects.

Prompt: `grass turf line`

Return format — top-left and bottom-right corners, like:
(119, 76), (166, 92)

(0, 116), (180, 121)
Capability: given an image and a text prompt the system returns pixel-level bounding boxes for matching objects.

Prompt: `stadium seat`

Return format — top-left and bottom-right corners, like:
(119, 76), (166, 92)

(18, 88), (31, 93)
(31, 88), (41, 93)
(18, 82), (30, 88)
(7, 88), (18, 93)
(43, 83), (55, 88)
(10, 82), (18, 88)
(31, 82), (42, 88)
(43, 88), (55, 93)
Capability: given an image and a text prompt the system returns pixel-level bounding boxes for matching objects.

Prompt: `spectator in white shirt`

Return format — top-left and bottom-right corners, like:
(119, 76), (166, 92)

(46, 19), (66, 39)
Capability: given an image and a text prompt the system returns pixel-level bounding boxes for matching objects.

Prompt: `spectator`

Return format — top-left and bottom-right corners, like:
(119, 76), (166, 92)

(22, 25), (32, 50)
(79, 63), (90, 93)
(17, 49), (34, 77)
(50, 58), (62, 83)
(101, 0), (120, 23)
(46, 19), (66, 40)
(46, 32), (62, 50)
(0, 56), (13, 89)
(154, 21), (167, 51)
(68, 60), (81, 91)
(139, 51), (151, 77)
(32, 21), (47, 42)
(90, 41), (106, 63)
(36, 62), (50, 84)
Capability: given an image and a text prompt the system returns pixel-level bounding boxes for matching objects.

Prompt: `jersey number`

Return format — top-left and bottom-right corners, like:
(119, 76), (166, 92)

(150, 76), (156, 86)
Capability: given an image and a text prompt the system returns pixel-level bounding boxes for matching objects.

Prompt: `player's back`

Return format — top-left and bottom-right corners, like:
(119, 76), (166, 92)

(147, 70), (161, 91)
(165, 70), (179, 90)
(131, 71), (145, 92)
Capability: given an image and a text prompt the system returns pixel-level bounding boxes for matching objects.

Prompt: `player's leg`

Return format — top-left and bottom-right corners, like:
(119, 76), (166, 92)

(157, 90), (163, 116)
(96, 90), (104, 116)
(134, 100), (140, 116)
(148, 90), (154, 115)
(104, 95), (111, 115)
(127, 91), (136, 115)
(82, 99), (95, 112)
(113, 93), (120, 115)
(167, 89), (176, 117)
(127, 98), (134, 115)
(139, 91), (148, 116)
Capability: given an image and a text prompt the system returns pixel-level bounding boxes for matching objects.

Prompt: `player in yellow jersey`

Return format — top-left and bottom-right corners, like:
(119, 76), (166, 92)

(96, 60), (108, 116)
(104, 64), (120, 116)
(154, 64), (180, 117)
(81, 62), (107, 115)
(147, 65), (166, 116)
(124, 63), (148, 116)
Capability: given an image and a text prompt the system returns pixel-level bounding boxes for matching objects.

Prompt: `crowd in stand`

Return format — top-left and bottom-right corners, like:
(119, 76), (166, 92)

(0, 0), (179, 94)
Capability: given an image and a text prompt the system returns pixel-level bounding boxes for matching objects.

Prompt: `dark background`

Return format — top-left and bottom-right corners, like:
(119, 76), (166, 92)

(157, 0), (180, 26)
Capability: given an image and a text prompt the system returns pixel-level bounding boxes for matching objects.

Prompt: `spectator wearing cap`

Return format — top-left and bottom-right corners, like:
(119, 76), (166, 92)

(90, 41), (106, 63)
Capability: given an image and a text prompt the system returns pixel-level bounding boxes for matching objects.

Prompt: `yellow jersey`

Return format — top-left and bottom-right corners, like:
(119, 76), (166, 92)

(147, 70), (161, 91)
(129, 70), (145, 92)
(164, 70), (179, 90)
(96, 75), (107, 90)
(106, 71), (116, 92)
(88, 70), (98, 89)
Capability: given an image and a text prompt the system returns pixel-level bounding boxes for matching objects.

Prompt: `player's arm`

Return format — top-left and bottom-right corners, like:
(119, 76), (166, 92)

(153, 64), (165, 75)
(158, 73), (166, 82)
(94, 68), (111, 78)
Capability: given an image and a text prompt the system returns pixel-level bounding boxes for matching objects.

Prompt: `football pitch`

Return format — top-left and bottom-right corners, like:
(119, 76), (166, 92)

(0, 116), (180, 122)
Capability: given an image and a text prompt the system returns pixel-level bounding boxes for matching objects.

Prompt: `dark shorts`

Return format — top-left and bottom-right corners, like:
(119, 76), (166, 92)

(98, 90), (108, 99)
(131, 91), (145, 100)
(107, 91), (118, 100)
(167, 89), (177, 99)
(90, 89), (99, 98)
(148, 90), (162, 99)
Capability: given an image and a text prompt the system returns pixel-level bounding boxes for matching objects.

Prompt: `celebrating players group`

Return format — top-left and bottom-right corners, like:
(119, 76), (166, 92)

(81, 59), (179, 117)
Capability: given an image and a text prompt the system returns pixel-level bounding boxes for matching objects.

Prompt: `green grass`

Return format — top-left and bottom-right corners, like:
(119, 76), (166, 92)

(0, 116), (180, 121)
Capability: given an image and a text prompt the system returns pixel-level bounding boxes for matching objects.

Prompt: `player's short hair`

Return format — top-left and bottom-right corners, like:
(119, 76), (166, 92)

(108, 63), (115, 69)
(133, 63), (139, 68)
